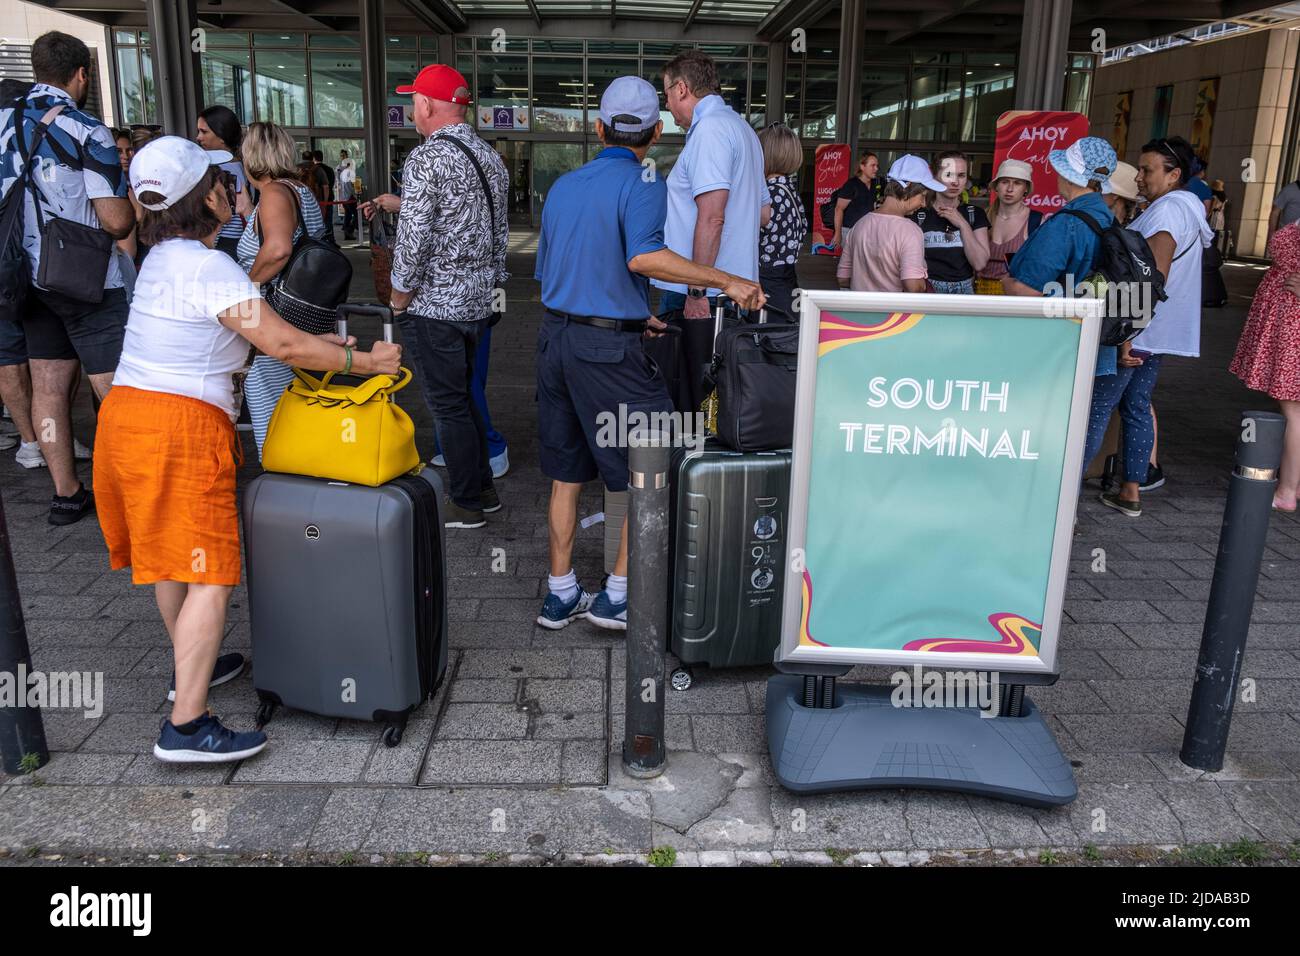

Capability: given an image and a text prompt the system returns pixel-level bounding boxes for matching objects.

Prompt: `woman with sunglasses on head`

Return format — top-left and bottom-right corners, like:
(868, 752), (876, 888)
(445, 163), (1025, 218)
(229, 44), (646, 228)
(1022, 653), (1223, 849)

(1089, 136), (1213, 518)
(94, 137), (400, 763)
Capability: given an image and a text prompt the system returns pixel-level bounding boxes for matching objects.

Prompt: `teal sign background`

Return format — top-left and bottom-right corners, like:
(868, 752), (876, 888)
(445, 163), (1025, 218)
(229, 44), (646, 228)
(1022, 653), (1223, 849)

(799, 308), (1082, 659)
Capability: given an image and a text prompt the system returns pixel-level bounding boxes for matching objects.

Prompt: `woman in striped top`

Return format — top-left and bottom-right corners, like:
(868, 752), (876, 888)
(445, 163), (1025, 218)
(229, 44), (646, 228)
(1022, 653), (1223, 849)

(236, 121), (327, 458)
(196, 106), (252, 260)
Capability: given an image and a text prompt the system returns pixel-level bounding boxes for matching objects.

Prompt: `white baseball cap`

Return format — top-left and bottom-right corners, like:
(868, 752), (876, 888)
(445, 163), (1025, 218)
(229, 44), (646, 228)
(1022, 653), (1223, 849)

(598, 76), (661, 133)
(129, 135), (232, 211)
(886, 154), (946, 192)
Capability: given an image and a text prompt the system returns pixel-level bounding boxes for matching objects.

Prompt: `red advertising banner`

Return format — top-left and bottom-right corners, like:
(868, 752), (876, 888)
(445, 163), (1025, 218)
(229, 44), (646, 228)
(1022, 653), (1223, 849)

(992, 111), (1091, 216)
(811, 142), (851, 254)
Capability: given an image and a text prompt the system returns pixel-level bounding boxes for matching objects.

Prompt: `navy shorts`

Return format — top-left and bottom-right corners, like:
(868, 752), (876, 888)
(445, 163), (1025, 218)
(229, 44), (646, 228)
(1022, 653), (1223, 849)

(536, 312), (673, 492)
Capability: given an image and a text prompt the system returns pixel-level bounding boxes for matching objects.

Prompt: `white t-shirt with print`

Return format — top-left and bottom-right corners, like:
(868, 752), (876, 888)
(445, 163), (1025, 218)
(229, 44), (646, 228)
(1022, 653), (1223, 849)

(1128, 188), (1214, 357)
(112, 238), (262, 420)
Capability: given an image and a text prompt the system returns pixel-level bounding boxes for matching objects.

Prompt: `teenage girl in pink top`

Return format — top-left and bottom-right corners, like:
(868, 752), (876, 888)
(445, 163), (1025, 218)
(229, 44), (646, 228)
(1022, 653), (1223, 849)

(976, 159), (1041, 294)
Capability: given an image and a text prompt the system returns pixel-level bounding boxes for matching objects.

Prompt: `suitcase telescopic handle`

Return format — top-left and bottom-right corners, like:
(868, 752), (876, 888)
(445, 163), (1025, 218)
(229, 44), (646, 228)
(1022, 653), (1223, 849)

(713, 294), (729, 347)
(335, 303), (394, 344)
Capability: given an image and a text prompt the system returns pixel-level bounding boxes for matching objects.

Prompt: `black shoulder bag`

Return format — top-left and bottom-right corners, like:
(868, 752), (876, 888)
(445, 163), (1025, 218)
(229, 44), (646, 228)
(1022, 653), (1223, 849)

(261, 180), (353, 335)
(16, 103), (115, 304)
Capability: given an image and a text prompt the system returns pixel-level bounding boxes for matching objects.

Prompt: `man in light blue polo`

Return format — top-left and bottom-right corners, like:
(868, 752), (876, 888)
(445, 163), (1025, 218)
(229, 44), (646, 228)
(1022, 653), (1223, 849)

(534, 76), (764, 633)
(652, 49), (770, 412)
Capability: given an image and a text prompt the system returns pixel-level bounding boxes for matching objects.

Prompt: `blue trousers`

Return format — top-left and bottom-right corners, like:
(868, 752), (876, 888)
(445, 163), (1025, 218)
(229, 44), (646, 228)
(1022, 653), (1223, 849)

(433, 322), (506, 459)
(1081, 354), (1163, 485)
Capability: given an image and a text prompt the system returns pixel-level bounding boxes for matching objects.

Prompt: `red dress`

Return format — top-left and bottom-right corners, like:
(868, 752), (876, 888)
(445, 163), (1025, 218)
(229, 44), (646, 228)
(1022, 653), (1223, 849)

(1231, 224), (1300, 401)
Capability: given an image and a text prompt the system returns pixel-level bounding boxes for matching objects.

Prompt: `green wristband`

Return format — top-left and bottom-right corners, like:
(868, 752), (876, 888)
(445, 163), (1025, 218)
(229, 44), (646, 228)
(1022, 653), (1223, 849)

(343, 346), (353, 375)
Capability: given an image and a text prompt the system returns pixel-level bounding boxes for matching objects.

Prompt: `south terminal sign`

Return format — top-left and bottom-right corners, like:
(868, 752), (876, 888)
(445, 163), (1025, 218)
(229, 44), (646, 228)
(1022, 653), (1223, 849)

(778, 290), (1103, 677)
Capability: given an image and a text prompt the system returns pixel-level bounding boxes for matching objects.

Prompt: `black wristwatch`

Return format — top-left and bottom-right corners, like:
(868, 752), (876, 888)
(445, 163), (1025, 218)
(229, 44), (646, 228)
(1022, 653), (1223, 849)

(687, 287), (707, 299)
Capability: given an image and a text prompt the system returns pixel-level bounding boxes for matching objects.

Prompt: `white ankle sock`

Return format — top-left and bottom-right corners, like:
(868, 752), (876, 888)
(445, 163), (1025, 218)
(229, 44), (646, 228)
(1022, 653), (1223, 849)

(548, 570), (579, 602)
(605, 573), (628, 604)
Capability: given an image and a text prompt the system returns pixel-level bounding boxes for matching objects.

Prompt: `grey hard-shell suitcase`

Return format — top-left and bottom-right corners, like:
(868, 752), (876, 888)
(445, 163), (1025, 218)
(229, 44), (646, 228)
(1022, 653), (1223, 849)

(241, 467), (449, 746)
(667, 439), (792, 691)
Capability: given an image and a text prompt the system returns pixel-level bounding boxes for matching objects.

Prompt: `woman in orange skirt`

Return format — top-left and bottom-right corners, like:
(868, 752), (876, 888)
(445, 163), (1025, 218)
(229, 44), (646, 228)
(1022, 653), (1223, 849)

(95, 136), (401, 763)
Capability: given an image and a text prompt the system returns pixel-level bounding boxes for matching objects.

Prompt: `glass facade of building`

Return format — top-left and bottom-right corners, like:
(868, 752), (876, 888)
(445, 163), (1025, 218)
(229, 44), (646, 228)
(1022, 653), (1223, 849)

(110, 30), (1093, 224)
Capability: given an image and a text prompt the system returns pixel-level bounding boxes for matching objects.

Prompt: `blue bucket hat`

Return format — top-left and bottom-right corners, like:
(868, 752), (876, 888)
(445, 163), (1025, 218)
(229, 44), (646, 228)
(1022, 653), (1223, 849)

(1048, 136), (1117, 189)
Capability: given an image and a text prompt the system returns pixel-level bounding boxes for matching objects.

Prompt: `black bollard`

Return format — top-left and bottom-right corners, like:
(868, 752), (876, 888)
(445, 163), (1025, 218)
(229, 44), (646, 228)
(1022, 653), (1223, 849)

(0, 490), (48, 774)
(1180, 410), (1286, 772)
(623, 429), (671, 778)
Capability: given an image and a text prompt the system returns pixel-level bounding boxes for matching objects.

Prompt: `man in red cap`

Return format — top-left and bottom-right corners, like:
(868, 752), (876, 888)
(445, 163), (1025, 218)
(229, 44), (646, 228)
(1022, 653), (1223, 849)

(382, 64), (509, 529)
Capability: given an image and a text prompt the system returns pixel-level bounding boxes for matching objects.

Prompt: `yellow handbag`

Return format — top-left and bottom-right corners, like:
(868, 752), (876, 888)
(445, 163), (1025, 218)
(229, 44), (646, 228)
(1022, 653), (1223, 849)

(261, 366), (421, 486)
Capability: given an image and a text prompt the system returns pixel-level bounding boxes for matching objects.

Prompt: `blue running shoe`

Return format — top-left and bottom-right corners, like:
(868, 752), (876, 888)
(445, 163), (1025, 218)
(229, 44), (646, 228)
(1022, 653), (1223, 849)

(167, 652), (245, 702)
(585, 590), (627, 631)
(154, 712), (267, 763)
(537, 588), (594, 630)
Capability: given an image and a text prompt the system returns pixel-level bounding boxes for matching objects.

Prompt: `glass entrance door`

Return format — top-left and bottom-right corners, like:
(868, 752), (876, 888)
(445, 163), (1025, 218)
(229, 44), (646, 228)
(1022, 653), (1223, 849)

(530, 142), (586, 227)
(489, 139), (532, 226)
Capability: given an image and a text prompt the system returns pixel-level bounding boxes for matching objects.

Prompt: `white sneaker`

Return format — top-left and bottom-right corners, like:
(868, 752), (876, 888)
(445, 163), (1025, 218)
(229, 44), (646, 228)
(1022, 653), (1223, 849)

(15, 441), (45, 469)
(430, 453), (446, 467)
(491, 448), (509, 479)
(0, 431), (16, 451)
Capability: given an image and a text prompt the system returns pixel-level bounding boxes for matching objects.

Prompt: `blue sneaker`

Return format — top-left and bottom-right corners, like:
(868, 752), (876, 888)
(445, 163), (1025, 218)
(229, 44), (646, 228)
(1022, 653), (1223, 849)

(154, 712), (267, 764)
(537, 588), (594, 630)
(167, 653), (245, 702)
(585, 590), (627, 631)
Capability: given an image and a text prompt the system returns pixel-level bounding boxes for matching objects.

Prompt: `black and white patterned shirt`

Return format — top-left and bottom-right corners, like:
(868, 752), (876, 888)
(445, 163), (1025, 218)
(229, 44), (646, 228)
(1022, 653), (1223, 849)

(390, 123), (509, 322)
(760, 175), (807, 267)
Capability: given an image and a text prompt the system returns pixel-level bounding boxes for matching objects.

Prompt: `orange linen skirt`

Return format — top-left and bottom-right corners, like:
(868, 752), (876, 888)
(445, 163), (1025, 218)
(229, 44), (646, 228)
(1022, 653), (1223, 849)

(93, 386), (242, 586)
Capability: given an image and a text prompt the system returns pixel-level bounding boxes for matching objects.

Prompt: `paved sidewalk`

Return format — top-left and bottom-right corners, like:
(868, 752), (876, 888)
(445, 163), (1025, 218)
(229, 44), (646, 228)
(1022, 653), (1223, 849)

(0, 240), (1297, 862)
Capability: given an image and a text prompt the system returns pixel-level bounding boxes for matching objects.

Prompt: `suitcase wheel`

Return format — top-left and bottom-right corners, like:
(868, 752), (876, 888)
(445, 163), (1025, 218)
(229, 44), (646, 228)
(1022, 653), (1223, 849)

(255, 699), (276, 728)
(670, 667), (694, 693)
(381, 724), (404, 748)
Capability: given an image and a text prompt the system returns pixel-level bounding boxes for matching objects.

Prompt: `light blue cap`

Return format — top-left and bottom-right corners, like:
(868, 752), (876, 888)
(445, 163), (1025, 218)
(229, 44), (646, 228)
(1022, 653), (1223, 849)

(1048, 136), (1117, 188)
(598, 76), (661, 133)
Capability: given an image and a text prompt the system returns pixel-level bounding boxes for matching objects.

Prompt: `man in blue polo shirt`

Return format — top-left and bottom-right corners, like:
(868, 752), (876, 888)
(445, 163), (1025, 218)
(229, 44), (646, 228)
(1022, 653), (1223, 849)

(534, 76), (764, 632)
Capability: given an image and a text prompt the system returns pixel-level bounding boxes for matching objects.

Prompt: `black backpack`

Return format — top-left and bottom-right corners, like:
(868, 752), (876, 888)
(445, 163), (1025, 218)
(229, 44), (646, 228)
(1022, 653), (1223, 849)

(0, 100), (58, 323)
(1055, 208), (1168, 346)
(260, 181), (352, 334)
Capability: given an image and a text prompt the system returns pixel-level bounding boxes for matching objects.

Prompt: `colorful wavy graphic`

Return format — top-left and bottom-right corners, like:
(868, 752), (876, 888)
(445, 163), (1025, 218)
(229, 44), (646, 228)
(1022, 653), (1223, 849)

(902, 612), (1043, 656)
(798, 569), (828, 647)
(818, 311), (924, 357)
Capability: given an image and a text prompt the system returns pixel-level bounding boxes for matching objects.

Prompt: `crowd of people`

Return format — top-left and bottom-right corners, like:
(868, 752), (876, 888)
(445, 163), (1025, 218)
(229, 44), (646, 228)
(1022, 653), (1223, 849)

(0, 34), (1296, 764)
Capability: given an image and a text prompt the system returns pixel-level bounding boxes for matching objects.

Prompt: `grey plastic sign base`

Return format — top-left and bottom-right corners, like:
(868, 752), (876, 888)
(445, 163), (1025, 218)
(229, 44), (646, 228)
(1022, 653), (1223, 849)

(765, 676), (1077, 808)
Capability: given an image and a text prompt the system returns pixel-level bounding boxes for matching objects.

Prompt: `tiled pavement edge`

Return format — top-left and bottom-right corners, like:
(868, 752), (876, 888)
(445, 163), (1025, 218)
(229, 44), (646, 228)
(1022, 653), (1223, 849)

(0, 240), (1297, 860)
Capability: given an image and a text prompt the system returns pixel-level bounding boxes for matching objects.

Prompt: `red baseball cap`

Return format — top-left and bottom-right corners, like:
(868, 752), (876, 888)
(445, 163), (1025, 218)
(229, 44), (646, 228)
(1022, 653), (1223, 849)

(395, 64), (472, 105)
